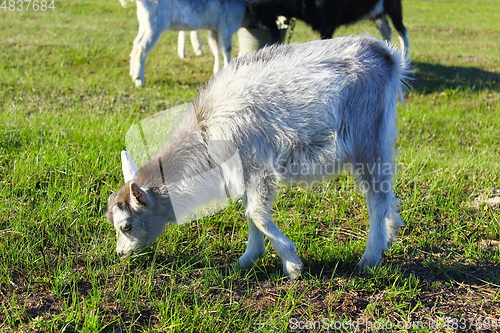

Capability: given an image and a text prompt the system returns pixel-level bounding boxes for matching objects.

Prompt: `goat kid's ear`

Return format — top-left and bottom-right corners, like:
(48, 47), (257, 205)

(129, 181), (148, 208)
(121, 150), (139, 182)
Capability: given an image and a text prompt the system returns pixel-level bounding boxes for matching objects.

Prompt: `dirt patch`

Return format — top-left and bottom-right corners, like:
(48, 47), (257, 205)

(467, 190), (500, 210)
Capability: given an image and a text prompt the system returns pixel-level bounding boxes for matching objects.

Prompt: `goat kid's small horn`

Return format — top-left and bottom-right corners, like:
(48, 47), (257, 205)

(121, 150), (139, 182)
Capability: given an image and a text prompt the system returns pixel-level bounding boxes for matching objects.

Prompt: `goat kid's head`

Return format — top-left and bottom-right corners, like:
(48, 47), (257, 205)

(106, 151), (167, 256)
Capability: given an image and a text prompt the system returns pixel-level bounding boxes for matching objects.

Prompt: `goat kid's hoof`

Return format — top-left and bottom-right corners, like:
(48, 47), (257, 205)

(134, 78), (144, 87)
(358, 252), (382, 273)
(234, 259), (256, 271)
(284, 261), (304, 280)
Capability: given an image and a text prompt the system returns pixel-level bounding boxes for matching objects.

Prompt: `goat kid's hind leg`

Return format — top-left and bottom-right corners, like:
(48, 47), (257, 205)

(356, 163), (404, 270)
(207, 30), (222, 74)
(241, 172), (303, 280)
(217, 29), (232, 69)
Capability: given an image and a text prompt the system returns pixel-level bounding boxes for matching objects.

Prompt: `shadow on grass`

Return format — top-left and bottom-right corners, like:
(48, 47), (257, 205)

(413, 61), (500, 93)
(396, 256), (500, 286)
(132, 245), (499, 291)
(302, 250), (500, 292)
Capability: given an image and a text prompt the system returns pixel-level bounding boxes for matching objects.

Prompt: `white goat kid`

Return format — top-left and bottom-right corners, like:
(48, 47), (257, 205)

(107, 35), (411, 279)
(120, 0), (247, 87)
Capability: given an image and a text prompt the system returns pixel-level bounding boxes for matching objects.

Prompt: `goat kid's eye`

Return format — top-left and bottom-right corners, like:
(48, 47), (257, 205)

(121, 224), (132, 232)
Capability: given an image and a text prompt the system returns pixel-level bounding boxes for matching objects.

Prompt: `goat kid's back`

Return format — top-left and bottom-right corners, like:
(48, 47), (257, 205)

(109, 35), (411, 279)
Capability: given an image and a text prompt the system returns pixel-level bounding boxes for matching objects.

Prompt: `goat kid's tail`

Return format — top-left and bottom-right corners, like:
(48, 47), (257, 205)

(388, 40), (413, 105)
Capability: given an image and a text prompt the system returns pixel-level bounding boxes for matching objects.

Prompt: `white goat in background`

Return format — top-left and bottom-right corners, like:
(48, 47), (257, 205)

(107, 35), (411, 279)
(119, 0), (249, 87)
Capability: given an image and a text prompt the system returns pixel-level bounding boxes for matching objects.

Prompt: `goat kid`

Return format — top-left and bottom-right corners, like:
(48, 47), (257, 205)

(248, 0), (409, 55)
(120, 0), (248, 87)
(107, 35), (411, 279)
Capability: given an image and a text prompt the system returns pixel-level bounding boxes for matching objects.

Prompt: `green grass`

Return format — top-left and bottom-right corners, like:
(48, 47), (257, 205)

(1, 0), (500, 331)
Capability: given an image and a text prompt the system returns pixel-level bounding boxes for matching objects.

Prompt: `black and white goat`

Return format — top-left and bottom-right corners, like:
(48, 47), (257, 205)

(248, 0), (409, 54)
(119, 0), (248, 87)
(107, 35), (411, 279)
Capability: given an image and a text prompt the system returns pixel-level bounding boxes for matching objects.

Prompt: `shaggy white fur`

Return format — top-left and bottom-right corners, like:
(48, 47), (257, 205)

(107, 35), (411, 279)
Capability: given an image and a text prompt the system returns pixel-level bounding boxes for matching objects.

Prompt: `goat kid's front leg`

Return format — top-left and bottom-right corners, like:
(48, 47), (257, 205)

(239, 173), (303, 280)
(177, 31), (187, 58)
(190, 31), (204, 56)
(130, 4), (164, 87)
(247, 210), (303, 279)
(236, 217), (266, 269)
(130, 22), (146, 77)
(130, 27), (162, 87)
(178, 31), (203, 59)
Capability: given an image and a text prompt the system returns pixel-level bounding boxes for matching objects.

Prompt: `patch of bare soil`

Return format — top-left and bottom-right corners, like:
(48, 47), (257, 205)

(467, 190), (500, 210)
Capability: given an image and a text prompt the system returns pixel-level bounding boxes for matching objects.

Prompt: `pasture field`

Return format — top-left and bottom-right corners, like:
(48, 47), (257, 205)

(1, 0), (499, 331)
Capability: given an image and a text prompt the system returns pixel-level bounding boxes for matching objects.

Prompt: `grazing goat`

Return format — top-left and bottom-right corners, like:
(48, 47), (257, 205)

(106, 35), (411, 280)
(119, 0), (248, 87)
(248, 0), (409, 54)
